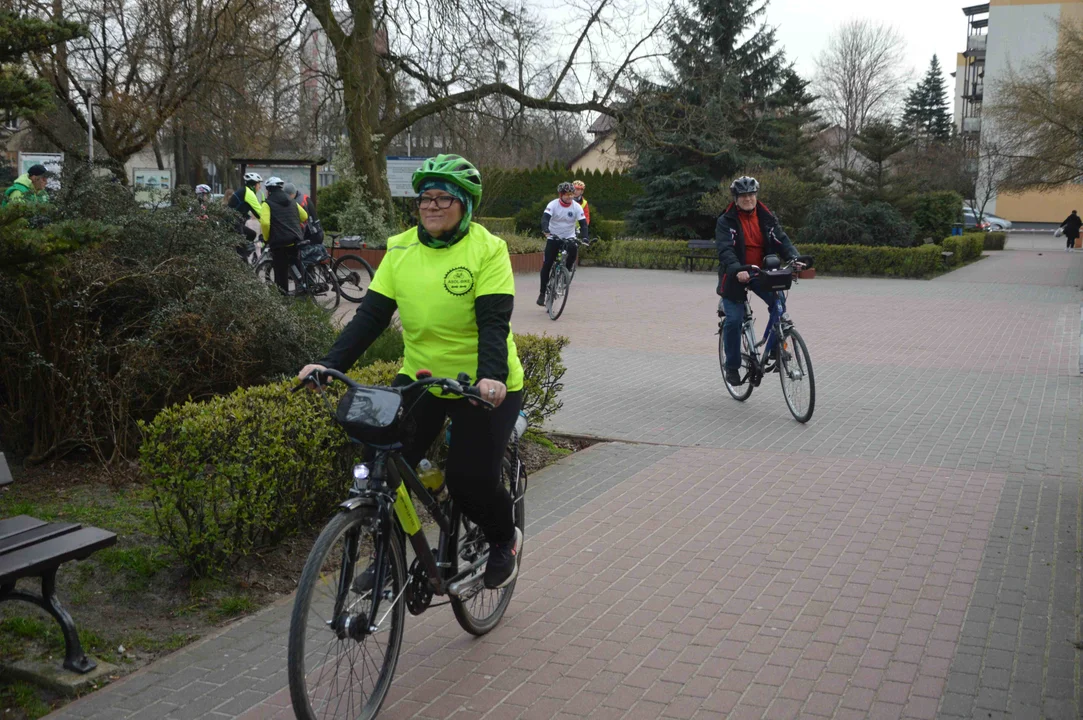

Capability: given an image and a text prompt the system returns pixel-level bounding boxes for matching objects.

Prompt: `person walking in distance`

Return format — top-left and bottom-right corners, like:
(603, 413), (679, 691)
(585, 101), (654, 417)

(1059, 210), (1081, 251)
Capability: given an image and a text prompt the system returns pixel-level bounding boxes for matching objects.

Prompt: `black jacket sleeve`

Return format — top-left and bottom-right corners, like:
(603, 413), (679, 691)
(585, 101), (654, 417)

(578, 219), (589, 241)
(715, 214), (741, 277)
(475, 294), (514, 383)
(541, 211), (552, 235)
(318, 290), (397, 371)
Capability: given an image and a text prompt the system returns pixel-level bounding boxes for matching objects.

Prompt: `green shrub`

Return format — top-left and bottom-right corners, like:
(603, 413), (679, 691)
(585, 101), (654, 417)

(984, 232), (1006, 250)
(699, 166), (826, 235)
(356, 328), (405, 368)
(801, 199), (916, 247)
(941, 233), (985, 264)
(910, 191), (963, 242)
(142, 361), (401, 576)
(591, 218), (628, 241)
(0, 175), (335, 463)
(478, 217), (516, 235)
(143, 333), (569, 576)
(515, 333), (569, 427)
(316, 181), (355, 232)
(796, 243), (944, 278)
(480, 164), (642, 219)
(502, 234), (545, 254)
(513, 199), (549, 236)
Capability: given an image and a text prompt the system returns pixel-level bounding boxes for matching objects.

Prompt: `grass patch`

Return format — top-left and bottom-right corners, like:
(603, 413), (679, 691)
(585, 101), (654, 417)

(214, 595), (258, 619)
(0, 682), (51, 719)
(524, 430), (571, 456)
(96, 546), (171, 591)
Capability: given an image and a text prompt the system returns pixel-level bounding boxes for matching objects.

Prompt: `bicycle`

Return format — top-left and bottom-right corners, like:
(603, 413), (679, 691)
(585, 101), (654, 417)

(255, 241), (342, 311)
(544, 236), (586, 321)
(287, 368), (528, 720)
(329, 252), (375, 304)
(718, 254), (816, 423)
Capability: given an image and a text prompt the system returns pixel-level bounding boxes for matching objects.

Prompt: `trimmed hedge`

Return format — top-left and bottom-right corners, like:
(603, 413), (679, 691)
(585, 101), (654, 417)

(984, 232), (1006, 250)
(941, 233), (985, 264)
(593, 219), (628, 240)
(481, 164), (643, 219)
(796, 243), (944, 278)
(478, 217), (516, 235)
(579, 238), (688, 270)
(142, 333), (569, 576)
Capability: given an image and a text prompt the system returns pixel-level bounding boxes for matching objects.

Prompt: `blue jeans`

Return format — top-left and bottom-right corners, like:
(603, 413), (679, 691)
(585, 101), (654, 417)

(722, 282), (785, 370)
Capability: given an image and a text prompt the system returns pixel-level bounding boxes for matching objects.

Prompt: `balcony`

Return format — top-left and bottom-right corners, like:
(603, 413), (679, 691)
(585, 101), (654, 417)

(966, 35), (987, 56)
(964, 81), (984, 100)
(962, 117), (982, 134)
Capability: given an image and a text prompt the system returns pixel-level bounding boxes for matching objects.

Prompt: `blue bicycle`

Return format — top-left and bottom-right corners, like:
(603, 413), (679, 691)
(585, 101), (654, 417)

(718, 254), (816, 423)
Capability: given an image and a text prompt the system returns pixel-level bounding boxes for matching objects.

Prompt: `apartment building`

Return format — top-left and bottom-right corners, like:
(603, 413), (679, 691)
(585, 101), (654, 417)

(955, 0), (1083, 222)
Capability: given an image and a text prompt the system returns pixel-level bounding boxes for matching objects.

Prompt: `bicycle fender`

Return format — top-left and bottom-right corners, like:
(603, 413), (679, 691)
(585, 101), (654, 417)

(339, 495), (378, 512)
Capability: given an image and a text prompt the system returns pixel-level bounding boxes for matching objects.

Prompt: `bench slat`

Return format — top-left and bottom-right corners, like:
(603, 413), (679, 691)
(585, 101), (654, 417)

(0, 522), (82, 557)
(0, 516), (48, 543)
(0, 527), (117, 582)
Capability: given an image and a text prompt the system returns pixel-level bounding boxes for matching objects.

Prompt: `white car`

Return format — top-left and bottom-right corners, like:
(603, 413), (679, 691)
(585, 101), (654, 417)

(962, 208), (1013, 231)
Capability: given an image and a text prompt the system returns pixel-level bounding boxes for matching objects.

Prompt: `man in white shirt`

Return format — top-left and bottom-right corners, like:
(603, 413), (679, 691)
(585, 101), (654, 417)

(538, 182), (590, 306)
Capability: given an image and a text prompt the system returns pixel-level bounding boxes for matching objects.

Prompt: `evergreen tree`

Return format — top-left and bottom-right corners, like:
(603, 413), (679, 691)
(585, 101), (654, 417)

(837, 121), (912, 205)
(0, 11), (83, 118)
(754, 69), (826, 184)
(902, 55), (953, 141)
(623, 0), (792, 238)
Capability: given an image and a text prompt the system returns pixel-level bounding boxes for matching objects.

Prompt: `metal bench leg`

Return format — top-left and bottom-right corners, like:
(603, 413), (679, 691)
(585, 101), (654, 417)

(0, 571), (97, 673)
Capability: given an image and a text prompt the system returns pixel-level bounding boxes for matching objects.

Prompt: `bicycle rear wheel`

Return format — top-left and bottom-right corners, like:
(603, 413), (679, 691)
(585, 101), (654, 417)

(779, 329), (815, 423)
(547, 267), (571, 321)
(720, 325), (754, 401)
(255, 256), (303, 297)
(331, 254), (375, 303)
(288, 508), (406, 720)
(451, 455), (526, 635)
(307, 263), (341, 312)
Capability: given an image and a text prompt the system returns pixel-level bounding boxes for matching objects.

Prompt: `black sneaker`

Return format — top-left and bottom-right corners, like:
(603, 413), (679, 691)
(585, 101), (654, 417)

(536, 293), (545, 306)
(483, 527), (523, 589)
(725, 367), (744, 386)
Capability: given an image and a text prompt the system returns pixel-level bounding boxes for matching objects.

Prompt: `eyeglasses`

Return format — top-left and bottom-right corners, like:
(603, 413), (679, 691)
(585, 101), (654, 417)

(416, 195), (459, 210)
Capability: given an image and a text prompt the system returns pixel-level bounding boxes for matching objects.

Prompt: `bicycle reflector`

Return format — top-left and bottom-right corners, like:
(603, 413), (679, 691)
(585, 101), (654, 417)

(416, 369), (432, 379)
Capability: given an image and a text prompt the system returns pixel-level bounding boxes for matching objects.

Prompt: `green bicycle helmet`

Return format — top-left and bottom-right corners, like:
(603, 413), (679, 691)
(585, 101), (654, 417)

(411, 154), (483, 206)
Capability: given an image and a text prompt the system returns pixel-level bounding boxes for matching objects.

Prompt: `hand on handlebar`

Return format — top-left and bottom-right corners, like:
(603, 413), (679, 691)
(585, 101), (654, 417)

(475, 378), (507, 408)
(737, 270), (751, 283)
(296, 363), (328, 390)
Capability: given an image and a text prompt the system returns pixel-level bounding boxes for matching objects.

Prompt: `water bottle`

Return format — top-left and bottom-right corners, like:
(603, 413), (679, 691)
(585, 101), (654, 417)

(513, 412), (528, 443)
(417, 459), (448, 502)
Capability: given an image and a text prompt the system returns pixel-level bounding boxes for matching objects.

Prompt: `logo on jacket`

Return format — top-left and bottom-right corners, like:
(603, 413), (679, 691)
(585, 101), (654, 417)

(567, 211), (574, 218)
(443, 266), (475, 296)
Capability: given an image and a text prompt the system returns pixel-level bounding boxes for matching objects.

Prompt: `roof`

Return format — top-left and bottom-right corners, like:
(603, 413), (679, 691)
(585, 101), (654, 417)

(970, 18), (988, 29)
(587, 114), (617, 135)
(962, 4), (989, 16)
(231, 153), (327, 166)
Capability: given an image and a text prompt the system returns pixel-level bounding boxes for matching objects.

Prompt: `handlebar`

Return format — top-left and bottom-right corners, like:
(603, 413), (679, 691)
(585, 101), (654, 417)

(293, 368), (493, 408)
(734, 255), (814, 276)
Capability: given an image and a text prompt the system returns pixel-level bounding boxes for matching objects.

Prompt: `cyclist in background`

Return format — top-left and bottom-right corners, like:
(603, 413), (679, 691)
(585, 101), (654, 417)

(538, 181), (589, 306)
(572, 180), (590, 224)
(259, 177), (308, 293)
(228, 172), (263, 243)
(716, 175), (803, 386)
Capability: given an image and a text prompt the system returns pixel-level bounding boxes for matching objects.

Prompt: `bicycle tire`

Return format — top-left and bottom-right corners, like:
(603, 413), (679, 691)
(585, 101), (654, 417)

(720, 326), (754, 401)
(451, 455), (525, 635)
(255, 257), (303, 297)
(307, 263), (341, 312)
(331, 254), (375, 303)
(779, 329), (815, 423)
(288, 508), (406, 720)
(548, 267), (571, 321)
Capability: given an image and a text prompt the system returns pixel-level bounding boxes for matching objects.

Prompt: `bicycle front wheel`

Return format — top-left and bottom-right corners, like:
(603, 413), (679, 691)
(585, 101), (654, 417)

(779, 328), (815, 423)
(255, 256), (302, 297)
(331, 254), (375, 303)
(451, 455), (526, 635)
(547, 267), (571, 321)
(288, 508), (406, 720)
(307, 263), (341, 312)
(720, 325), (754, 401)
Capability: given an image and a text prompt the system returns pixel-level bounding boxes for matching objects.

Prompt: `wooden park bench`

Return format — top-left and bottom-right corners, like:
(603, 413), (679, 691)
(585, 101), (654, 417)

(684, 239), (716, 272)
(0, 515), (117, 673)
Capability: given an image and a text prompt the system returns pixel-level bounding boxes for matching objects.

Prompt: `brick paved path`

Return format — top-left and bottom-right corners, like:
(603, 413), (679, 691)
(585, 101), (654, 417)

(47, 242), (1082, 719)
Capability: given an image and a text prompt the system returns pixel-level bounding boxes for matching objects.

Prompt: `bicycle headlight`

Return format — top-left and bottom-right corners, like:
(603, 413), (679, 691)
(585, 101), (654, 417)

(353, 463), (370, 481)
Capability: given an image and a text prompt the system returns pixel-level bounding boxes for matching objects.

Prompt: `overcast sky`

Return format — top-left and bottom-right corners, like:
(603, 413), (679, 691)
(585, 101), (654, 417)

(765, 0), (969, 100)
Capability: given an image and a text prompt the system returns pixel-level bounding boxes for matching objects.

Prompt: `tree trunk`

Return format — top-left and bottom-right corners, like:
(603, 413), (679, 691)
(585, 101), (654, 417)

(340, 58), (393, 214)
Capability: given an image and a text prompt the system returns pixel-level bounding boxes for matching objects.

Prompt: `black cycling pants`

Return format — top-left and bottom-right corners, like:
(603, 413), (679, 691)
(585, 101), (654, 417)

(271, 245), (298, 293)
(393, 376), (521, 544)
(540, 237), (577, 293)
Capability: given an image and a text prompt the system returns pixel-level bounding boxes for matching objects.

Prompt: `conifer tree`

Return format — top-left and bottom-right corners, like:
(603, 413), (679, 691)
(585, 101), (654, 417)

(0, 11), (83, 118)
(902, 55), (953, 141)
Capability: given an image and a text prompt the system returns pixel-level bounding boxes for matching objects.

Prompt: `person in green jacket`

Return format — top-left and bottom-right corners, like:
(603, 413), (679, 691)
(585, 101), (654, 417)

(3, 164), (50, 206)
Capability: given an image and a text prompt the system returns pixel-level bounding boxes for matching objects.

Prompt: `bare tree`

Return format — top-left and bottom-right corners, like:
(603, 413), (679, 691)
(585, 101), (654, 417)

(967, 139), (1010, 224)
(988, 17), (1083, 190)
(813, 19), (909, 176)
(301, 0), (669, 209)
(21, 0), (304, 178)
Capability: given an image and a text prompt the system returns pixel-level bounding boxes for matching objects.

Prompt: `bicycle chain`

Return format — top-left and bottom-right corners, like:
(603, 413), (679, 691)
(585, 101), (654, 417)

(404, 557), (433, 615)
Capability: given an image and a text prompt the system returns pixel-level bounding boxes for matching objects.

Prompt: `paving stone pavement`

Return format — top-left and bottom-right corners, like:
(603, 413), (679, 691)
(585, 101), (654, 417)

(46, 243), (1082, 719)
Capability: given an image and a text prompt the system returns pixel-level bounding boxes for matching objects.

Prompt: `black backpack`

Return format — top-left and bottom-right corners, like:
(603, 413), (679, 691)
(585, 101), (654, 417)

(302, 195), (324, 245)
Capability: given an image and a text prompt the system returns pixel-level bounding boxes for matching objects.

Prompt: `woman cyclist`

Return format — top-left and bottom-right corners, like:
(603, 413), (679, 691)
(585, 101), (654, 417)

(297, 154), (524, 589)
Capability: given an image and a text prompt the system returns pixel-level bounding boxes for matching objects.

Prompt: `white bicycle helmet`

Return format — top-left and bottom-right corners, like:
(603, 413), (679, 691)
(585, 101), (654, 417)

(264, 176), (285, 189)
(195, 184), (211, 195)
(243, 172), (263, 184)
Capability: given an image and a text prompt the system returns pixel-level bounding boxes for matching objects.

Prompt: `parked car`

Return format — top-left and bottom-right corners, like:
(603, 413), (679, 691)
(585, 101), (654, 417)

(962, 208), (1013, 231)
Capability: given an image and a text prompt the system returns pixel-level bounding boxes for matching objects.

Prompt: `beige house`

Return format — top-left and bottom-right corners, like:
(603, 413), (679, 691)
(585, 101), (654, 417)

(568, 115), (634, 173)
